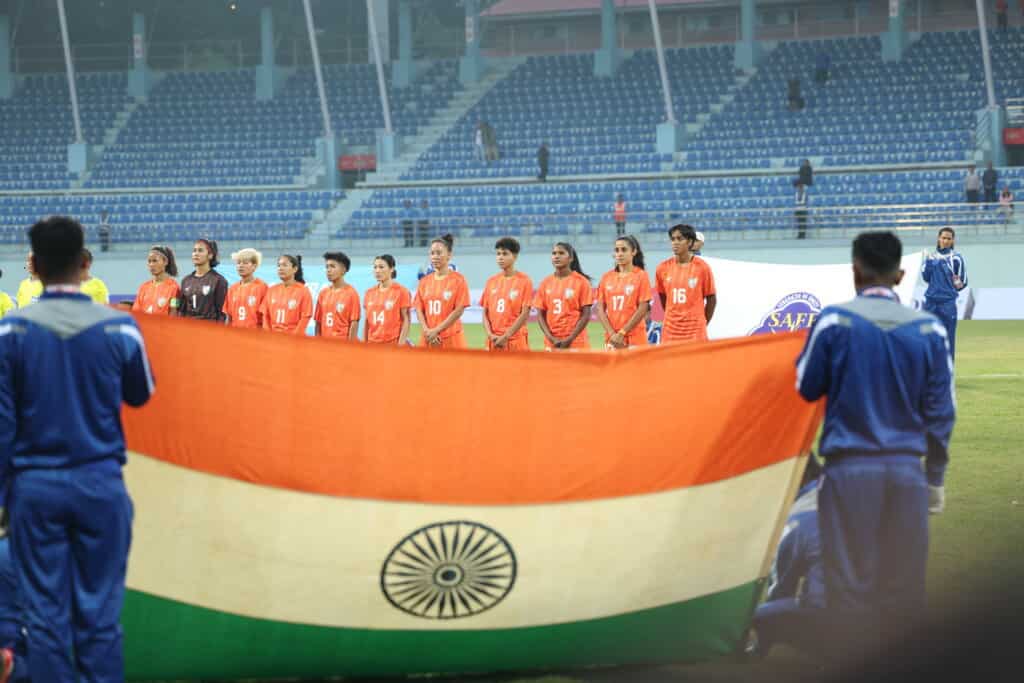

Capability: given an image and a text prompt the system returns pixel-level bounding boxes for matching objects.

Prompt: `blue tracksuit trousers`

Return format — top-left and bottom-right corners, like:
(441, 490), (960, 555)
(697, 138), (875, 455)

(9, 460), (133, 683)
(818, 456), (929, 661)
(923, 300), (957, 359)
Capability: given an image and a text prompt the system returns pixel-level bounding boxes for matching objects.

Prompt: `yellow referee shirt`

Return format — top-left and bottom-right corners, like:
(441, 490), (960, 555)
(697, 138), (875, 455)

(81, 277), (110, 305)
(0, 292), (14, 319)
(15, 278), (42, 308)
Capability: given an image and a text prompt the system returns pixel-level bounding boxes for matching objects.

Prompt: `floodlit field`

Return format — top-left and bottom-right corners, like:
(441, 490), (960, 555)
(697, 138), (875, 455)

(155, 321), (1024, 683)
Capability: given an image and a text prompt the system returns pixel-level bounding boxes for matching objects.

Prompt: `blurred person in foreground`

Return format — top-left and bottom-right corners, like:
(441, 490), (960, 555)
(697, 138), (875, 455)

(795, 231), (954, 668)
(0, 216), (154, 682)
(746, 454), (824, 658)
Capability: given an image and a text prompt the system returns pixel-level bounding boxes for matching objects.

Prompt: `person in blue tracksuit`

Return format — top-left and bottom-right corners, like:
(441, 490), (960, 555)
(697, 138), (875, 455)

(0, 535), (27, 682)
(921, 227), (967, 359)
(748, 455), (825, 657)
(0, 216), (155, 682)
(796, 231), (955, 666)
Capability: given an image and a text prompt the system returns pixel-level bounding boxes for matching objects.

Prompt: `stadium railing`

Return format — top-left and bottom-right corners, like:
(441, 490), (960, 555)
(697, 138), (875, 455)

(338, 202), (1022, 247)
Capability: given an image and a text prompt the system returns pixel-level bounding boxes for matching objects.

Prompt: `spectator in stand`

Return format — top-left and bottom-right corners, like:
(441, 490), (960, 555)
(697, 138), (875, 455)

(417, 200), (431, 248)
(795, 159), (813, 203)
(401, 199), (415, 248)
(999, 185), (1015, 221)
(996, 0), (1009, 31)
(98, 210), (111, 253)
(964, 164), (981, 203)
(537, 142), (550, 182)
(474, 122), (486, 162)
(482, 121), (498, 162)
(815, 51), (831, 85)
(982, 161), (999, 204)
(614, 194), (627, 236)
(787, 78), (804, 111)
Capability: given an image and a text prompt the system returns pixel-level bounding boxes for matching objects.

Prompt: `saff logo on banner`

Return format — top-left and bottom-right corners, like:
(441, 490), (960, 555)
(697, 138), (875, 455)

(749, 293), (822, 335)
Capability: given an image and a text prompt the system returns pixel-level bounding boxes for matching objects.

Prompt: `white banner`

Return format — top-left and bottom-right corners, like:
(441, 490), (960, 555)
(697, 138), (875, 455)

(703, 253), (922, 340)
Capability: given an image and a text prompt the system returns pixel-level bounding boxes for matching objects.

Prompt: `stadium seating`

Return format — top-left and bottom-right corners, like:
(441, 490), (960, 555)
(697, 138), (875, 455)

(86, 61), (461, 189)
(404, 46), (737, 180)
(682, 29), (1024, 171)
(0, 73), (129, 190)
(0, 190), (343, 245)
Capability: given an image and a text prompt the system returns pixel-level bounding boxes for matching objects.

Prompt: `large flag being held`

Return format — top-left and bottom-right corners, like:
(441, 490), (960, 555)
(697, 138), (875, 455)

(121, 315), (821, 681)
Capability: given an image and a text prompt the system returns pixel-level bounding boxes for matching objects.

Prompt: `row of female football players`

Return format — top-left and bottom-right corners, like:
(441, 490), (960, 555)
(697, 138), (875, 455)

(130, 223), (716, 349)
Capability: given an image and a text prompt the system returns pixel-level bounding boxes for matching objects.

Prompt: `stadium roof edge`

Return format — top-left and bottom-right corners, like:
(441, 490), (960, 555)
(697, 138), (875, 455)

(483, 0), (731, 22)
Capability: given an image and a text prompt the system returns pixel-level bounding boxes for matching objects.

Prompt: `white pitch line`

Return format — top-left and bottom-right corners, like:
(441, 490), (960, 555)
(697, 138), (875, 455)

(958, 373), (1024, 380)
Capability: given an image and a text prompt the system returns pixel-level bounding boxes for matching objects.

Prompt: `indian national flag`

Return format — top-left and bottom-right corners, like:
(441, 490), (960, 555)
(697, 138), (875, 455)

(121, 315), (820, 681)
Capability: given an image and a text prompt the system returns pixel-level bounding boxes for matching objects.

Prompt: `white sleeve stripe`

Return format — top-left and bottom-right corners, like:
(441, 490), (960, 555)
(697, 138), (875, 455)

(0, 324), (11, 337)
(795, 312), (842, 390)
(118, 324), (156, 396)
(929, 321), (956, 406)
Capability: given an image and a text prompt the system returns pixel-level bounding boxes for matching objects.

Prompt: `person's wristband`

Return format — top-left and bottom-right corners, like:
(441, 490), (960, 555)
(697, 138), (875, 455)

(617, 329), (625, 336)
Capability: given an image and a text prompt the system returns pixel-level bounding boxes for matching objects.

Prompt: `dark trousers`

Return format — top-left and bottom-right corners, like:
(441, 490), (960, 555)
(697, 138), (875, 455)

(615, 221), (625, 236)
(416, 220), (429, 247)
(10, 461), (133, 683)
(818, 456), (929, 664)
(966, 189), (980, 203)
(401, 219), (414, 247)
(752, 599), (826, 657)
(795, 209), (808, 238)
(997, 12), (1008, 30)
(924, 299), (958, 359)
(984, 187), (998, 203)
(538, 164), (548, 182)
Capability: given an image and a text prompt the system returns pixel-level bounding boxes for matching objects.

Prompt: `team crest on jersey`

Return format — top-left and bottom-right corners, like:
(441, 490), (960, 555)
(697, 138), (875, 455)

(336, 302), (345, 312)
(688, 277), (698, 289)
(287, 299), (298, 310)
(202, 285), (211, 296)
(157, 297), (167, 307)
(749, 292), (822, 335)
(509, 289), (519, 300)
(384, 300), (395, 310)
(565, 289), (574, 298)
(443, 290), (452, 300)
(247, 295), (256, 306)
(625, 285), (635, 295)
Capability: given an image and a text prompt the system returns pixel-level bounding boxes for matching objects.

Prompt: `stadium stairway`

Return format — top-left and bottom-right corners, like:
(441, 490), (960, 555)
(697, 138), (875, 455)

(309, 188), (374, 250)
(676, 67), (760, 170)
(363, 58), (526, 185)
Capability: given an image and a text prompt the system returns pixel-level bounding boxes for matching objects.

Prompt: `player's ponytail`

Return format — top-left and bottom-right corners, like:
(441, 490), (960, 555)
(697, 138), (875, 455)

(376, 254), (397, 279)
(617, 234), (645, 271)
(431, 233), (455, 254)
(556, 241), (590, 282)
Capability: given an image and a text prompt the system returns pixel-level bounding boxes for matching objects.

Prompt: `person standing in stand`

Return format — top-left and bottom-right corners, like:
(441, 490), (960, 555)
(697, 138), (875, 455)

(613, 194), (627, 236)
(654, 224), (717, 344)
(537, 142), (550, 182)
(178, 239), (228, 323)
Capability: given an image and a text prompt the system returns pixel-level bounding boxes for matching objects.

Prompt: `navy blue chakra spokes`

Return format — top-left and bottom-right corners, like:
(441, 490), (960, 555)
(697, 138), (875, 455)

(380, 521), (517, 620)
